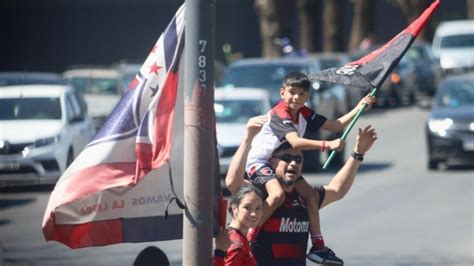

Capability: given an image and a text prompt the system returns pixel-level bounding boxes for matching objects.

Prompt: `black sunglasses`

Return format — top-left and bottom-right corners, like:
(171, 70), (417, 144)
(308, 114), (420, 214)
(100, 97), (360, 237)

(275, 154), (303, 164)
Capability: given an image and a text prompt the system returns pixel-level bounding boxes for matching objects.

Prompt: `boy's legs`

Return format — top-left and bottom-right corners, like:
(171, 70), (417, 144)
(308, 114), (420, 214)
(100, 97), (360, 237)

(294, 177), (343, 265)
(246, 164), (285, 241)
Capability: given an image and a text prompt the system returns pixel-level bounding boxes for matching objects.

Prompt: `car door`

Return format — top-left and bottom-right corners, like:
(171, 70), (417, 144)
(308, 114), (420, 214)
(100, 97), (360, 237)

(65, 92), (94, 157)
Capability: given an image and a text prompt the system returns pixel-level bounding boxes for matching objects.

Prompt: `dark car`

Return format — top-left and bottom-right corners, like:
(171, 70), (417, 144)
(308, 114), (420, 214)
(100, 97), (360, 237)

(425, 72), (474, 170)
(405, 41), (443, 104)
(220, 57), (346, 171)
(377, 54), (418, 106)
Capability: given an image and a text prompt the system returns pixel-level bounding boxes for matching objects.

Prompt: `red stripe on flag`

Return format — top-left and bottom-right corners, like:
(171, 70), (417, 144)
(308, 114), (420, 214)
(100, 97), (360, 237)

(151, 72), (178, 169)
(51, 220), (123, 249)
(43, 163), (136, 242)
(272, 243), (306, 259)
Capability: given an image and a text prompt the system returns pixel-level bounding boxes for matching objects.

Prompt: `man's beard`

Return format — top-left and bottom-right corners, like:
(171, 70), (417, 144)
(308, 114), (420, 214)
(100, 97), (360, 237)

(279, 176), (297, 186)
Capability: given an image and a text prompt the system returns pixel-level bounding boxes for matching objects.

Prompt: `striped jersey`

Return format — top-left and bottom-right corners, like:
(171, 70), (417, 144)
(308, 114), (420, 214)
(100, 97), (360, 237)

(246, 101), (327, 170)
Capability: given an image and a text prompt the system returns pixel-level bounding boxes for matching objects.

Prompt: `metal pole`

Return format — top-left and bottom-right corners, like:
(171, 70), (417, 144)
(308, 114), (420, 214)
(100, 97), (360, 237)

(183, 0), (215, 265)
(322, 87), (377, 169)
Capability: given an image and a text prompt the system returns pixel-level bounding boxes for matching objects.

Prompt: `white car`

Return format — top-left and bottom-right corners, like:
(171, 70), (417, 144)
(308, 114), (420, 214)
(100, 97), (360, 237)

(0, 85), (96, 186)
(215, 88), (272, 175)
(432, 20), (474, 73)
(63, 68), (126, 130)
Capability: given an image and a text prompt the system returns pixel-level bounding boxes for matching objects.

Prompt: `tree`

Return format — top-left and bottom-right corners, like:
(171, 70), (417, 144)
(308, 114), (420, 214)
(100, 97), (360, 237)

(297, 0), (318, 53)
(323, 0), (346, 52)
(348, 0), (375, 51)
(254, 0), (281, 57)
(468, 0), (474, 19)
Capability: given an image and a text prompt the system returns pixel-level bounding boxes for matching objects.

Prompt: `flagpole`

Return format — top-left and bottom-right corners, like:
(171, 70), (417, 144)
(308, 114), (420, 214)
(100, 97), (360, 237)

(183, 0), (216, 265)
(322, 87), (377, 170)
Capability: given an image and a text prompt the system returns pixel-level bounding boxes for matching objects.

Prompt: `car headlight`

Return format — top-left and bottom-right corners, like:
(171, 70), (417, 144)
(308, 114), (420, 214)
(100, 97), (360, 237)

(35, 135), (61, 147)
(428, 118), (453, 136)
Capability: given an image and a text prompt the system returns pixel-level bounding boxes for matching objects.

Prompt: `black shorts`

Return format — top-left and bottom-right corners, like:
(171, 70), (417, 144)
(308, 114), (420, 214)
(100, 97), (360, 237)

(247, 163), (277, 185)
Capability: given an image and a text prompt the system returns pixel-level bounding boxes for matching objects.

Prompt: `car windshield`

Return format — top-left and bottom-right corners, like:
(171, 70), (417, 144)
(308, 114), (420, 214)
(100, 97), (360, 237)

(215, 99), (265, 123)
(220, 64), (309, 90)
(69, 78), (118, 95)
(0, 97), (61, 120)
(437, 79), (474, 108)
(440, 34), (474, 48)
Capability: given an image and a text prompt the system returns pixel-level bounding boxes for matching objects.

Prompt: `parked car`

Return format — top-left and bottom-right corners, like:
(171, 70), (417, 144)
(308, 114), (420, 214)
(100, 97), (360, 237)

(405, 41), (442, 103)
(377, 53), (418, 106)
(432, 20), (474, 73)
(219, 57), (347, 170)
(0, 71), (66, 86)
(0, 85), (96, 186)
(215, 88), (272, 175)
(112, 62), (141, 91)
(425, 72), (474, 170)
(63, 67), (125, 130)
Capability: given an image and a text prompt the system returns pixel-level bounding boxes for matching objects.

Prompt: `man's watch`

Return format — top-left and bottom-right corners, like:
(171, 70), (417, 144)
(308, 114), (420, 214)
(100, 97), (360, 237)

(351, 151), (364, 162)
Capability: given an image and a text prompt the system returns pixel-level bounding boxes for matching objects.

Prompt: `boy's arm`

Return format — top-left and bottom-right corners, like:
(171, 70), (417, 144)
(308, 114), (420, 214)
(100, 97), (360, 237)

(225, 115), (267, 194)
(321, 94), (376, 132)
(320, 125), (377, 209)
(285, 132), (344, 151)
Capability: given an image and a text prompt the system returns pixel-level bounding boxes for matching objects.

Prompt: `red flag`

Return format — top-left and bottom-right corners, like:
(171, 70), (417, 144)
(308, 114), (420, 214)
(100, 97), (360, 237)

(310, 0), (440, 89)
(42, 4), (185, 248)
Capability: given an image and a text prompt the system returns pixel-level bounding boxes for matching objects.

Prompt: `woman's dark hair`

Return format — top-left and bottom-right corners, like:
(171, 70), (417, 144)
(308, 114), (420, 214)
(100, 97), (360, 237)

(133, 246), (170, 266)
(228, 183), (264, 216)
(283, 71), (311, 92)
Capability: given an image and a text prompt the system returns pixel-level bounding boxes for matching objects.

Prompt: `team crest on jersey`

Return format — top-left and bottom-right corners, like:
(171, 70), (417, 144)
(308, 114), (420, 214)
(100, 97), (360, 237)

(258, 166), (273, 176)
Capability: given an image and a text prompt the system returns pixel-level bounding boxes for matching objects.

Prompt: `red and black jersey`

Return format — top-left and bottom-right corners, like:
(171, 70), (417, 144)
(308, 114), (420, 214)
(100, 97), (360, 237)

(246, 101), (327, 171)
(253, 187), (326, 266)
(224, 228), (258, 266)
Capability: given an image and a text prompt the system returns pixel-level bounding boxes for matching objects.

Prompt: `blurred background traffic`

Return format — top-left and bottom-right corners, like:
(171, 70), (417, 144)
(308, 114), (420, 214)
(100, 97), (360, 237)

(1, 0), (473, 187)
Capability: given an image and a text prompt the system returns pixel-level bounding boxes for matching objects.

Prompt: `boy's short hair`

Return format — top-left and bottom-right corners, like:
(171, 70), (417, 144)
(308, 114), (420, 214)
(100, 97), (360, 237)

(283, 71), (311, 92)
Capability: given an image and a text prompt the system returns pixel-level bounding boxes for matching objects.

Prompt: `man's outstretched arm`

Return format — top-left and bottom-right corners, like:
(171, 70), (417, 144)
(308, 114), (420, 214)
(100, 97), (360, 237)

(320, 125), (377, 209)
(225, 115), (267, 194)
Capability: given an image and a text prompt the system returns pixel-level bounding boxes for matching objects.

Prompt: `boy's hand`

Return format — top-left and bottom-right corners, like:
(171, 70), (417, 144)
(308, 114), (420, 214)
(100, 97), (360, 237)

(327, 139), (345, 152)
(357, 94), (376, 111)
(246, 115), (267, 138)
(354, 125), (377, 154)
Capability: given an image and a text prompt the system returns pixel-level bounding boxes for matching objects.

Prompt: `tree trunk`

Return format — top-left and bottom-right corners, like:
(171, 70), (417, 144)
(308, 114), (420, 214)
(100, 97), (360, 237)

(254, 0), (285, 57)
(297, 0), (318, 53)
(468, 0), (474, 19)
(396, 0), (434, 42)
(323, 0), (345, 52)
(348, 0), (375, 51)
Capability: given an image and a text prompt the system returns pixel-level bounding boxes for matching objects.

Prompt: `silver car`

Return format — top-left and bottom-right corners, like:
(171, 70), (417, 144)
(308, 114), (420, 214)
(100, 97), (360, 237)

(0, 85), (96, 186)
(215, 88), (271, 175)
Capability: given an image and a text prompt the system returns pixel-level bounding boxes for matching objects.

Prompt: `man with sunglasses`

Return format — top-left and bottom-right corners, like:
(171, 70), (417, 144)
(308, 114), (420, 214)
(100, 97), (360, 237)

(241, 72), (375, 264)
(225, 116), (378, 266)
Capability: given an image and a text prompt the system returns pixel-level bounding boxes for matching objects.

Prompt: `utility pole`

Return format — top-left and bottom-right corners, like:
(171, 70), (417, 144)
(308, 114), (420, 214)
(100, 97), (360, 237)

(183, 0), (216, 265)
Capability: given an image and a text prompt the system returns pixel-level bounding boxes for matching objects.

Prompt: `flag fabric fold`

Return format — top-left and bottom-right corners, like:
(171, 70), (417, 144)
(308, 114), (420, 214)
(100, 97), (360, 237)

(310, 0), (440, 89)
(42, 4), (186, 248)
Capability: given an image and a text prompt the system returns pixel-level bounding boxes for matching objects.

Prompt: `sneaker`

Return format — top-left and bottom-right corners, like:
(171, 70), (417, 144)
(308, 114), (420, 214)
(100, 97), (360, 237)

(306, 246), (344, 265)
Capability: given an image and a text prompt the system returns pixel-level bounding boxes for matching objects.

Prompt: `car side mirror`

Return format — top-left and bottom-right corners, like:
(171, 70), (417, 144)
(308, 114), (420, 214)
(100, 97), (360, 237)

(69, 114), (84, 123)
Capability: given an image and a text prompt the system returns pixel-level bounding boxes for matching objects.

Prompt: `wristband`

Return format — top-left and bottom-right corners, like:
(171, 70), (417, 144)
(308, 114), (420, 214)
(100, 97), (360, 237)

(351, 151), (364, 162)
(321, 141), (326, 152)
(214, 249), (226, 258)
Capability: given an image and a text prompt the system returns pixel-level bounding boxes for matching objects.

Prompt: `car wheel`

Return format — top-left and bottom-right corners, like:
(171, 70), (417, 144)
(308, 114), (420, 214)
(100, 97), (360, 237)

(428, 159), (438, 170)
